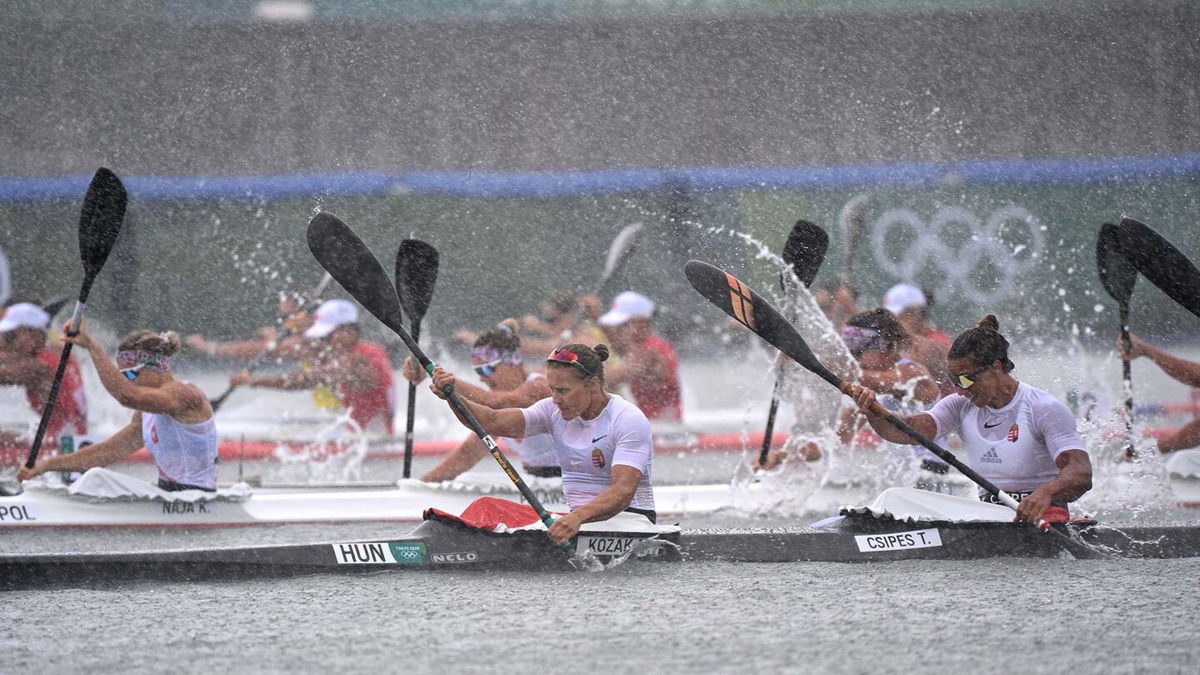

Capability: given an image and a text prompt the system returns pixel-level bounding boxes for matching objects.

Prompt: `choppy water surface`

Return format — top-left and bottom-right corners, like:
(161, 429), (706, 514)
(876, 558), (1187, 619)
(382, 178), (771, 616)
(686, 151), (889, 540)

(3, 554), (1198, 674)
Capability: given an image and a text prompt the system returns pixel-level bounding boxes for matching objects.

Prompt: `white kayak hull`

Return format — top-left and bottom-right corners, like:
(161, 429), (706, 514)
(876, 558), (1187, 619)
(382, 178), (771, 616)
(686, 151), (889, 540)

(0, 476), (737, 529)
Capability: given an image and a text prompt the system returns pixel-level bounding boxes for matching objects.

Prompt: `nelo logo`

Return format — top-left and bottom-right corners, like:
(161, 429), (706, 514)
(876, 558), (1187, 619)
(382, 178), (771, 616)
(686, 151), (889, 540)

(431, 552), (478, 563)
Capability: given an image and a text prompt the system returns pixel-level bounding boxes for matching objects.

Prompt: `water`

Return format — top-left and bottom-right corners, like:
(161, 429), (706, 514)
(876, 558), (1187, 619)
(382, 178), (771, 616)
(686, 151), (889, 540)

(2, 556), (1197, 673)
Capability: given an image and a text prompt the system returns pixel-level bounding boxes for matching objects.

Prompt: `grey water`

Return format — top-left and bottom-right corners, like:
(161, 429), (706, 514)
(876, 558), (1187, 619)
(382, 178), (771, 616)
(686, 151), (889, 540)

(2, 551), (1197, 674)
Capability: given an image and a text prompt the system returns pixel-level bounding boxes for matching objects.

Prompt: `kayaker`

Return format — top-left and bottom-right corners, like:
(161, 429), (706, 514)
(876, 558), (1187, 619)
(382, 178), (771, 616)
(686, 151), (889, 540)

(186, 290), (314, 360)
(231, 299), (395, 434)
(596, 291), (683, 421)
(402, 319), (557, 481)
(758, 308), (939, 470)
(845, 314), (1093, 525)
(1117, 333), (1200, 453)
(428, 342), (655, 544)
(455, 291), (608, 359)
(883, 283), (951, 394)
(0, 302), (88, 454)
(17, 326), (218, 491)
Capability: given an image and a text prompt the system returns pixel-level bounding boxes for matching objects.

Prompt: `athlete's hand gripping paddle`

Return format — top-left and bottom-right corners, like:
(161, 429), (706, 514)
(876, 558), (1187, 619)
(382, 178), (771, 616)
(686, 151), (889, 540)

(25, 168), (127, 470)
(306, 213), (559, 534)
(684, 259), (1106, 558)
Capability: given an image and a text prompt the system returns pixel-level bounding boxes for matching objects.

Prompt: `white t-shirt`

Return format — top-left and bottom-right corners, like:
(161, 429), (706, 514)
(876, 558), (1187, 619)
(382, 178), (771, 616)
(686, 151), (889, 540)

(499, 373), (559, 468)
(141, 410), (219, 490)
(520, 393), (654, 511)
(926, 382), (1086, 494)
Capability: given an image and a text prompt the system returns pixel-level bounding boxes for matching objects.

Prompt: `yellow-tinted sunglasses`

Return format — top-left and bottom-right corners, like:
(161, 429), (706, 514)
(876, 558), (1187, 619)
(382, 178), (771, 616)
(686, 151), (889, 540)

(948, 365), (989, 389)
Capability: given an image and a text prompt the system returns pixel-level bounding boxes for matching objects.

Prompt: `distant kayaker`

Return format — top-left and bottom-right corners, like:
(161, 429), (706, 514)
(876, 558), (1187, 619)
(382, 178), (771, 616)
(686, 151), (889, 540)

(403, 319), (557, 481)
(231, 299), (395, 434)
(596, 291), (683, 421)
(883, 283), (951, 395)
(1117, 333), (1200, 453)
(0, 302), (88, 453)
(186, 290), (315, 360)
(845, 314), (1093, 524)
(429, 342), (655, 544)
(758, 308), (939, 470)
(17, 326), (218, 491)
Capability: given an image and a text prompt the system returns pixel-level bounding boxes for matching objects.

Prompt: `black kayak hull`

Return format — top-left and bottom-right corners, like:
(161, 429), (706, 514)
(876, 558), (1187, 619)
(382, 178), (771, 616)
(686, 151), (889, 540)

(3, 518), (1198, 589)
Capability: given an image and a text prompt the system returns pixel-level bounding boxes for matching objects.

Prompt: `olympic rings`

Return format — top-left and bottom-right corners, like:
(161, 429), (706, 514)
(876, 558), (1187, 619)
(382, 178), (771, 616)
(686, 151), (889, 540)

(868, 204), (1044, 305)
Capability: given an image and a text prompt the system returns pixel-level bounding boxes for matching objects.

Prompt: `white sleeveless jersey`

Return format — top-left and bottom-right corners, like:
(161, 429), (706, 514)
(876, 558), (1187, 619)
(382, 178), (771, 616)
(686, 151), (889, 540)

(520, 393), (654, 510)
(499, 373), (559, 468)
(926, 382), (1086, 494)
(141, 410), (219, 490)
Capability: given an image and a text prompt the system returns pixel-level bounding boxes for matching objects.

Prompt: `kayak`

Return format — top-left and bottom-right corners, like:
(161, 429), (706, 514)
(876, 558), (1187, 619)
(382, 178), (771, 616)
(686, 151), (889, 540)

(0, 499), (683, 589)
(0, 468), (735, 529)
(2, 503), (1196, 590)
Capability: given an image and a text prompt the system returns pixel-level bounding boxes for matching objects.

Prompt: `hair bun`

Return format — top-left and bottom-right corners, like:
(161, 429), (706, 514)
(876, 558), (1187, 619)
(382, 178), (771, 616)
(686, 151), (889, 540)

(978, 315), (1000, 332)
(594, 344), (611, 362)
(159, 331), (183, 357)
(497, 318), (519, 335)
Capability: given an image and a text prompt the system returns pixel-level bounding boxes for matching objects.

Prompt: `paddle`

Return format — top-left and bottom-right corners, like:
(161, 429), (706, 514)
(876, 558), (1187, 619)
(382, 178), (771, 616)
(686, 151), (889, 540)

(394, 239), (440, 479)
(209, 271), (333, 411)
(306, 213), (559, 531)
(25, 168), (127, 469)
(1096, 224), (1138, 458)
(1118, 217), (1200, 320)
(839, 194), (870, 289)
(684, 259), (1103, 556)
(758, 220), (829, 467)
(559, 222), (643, 341)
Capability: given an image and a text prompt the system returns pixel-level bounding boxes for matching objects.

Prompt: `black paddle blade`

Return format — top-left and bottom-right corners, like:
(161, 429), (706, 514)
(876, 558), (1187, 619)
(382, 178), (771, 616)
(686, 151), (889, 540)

(395, 239), (440, 325)
(306, 213), (405, 333)
(78, 168), (127, 280)
(1118, 217), (1200, 320)
(1096, 223), (1137, 304)
(684, 260), (841, 388)
(781, 220), (829, 288)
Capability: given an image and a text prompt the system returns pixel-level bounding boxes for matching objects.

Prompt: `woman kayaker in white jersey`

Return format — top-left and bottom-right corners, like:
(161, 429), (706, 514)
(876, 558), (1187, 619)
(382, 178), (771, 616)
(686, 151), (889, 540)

(402, 319), (557, 481)
(18, 326), (218, 491)
(429, 342), (655, 545)
(845, 314), (1092, 525)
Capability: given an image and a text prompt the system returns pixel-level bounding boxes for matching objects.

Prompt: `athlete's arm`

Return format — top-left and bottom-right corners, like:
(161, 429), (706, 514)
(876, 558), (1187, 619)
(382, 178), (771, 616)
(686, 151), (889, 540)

(1121, 334), (1200, 388)
(69, 330), (204, 417)
(429, 367), (527, 438)
(450, 376), (550, 410)
(844, 383), (937, 444)
(1156, 419), (1200, 453)
(1014, 449), (1092, 525)
(547, 465), (643, 545)
(17, 414), (143, 480)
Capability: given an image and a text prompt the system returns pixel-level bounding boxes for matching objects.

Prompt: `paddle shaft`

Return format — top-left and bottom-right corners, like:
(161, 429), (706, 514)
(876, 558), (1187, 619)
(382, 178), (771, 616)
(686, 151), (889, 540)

(1119, 303), (1135, 457)
(758, 383), (781, 465)
(401, 320), (421, 479)
(25, 297), (89, 468)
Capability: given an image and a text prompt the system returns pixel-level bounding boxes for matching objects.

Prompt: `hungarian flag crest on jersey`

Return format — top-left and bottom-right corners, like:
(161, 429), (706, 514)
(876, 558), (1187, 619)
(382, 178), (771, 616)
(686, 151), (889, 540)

(1007, 424), (1020, 442)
